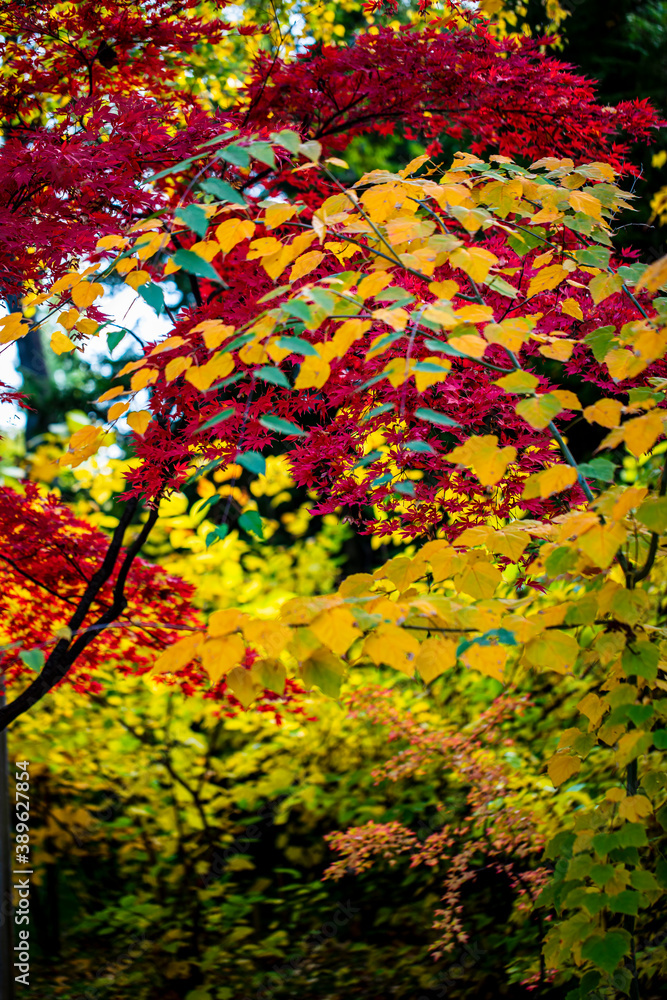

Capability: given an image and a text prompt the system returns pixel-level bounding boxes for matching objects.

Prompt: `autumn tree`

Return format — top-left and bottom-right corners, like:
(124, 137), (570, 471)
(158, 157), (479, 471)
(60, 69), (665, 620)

(2, 1), (667, 995)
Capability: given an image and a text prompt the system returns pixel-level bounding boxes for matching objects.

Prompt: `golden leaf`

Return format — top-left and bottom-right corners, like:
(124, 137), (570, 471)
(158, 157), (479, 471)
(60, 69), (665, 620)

(50, 331), (77, 354)
(184, 352), (234, 391)
(636, 253), (667, 293)
(618, 795), (653, 822)
(414, 637), (457, 683)
(527, 264), (568, 297)
(242, 619), (291, 658)
(199, 634), (246, 685)
(547, 753), (581, 787)
(623, 410), (665, 457)
(461, 643), (507, 682)
(108, 400), (129, 421)
(560, 297), (584, 320)
(225, 665), (256, 708)
(294, 354), (331, 390)
(208, 609), (247, 637)
(215, 218), (256, 253)
(578, 522), (627, 569)
(515, 394), (562, 430)
(524, 629), (579, 673)
(588, 272), (624, 305)
(152, 633), (203, 674)
(583, 399), (623, 428)
(310, 607), (362, 656)
(445, 434), (517, 486)
(290, 251), (325, 282)
(71, 282), (104, 308)
(363, 624), (420, 675)
(456, 559), (502, 600)
(127, 410), (151, 435)
(165, 356), (193, 383)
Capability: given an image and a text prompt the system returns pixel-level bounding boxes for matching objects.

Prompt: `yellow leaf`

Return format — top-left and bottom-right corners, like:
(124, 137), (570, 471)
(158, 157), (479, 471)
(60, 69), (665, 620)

(241, 619), (291, 658)
(428, 279), (459, 300)
(165, 356), (193, 383)
(264, 203), (298, 229)
(215, 218), (256, 253)
(624, 410), (665, 457)
(494, 369), (540, 394)
(548, 753), (581, 787)
(618, 795), (653, 822)
(294, 354), (331, 389)
(551, 389), (581, 410)
(184, 352), (234, 391)
(201, 634), (247, 685)
(445, 434), (517, 486)
(208, 609), (246, 636)
(539, 339), (574, 361)
(453, 304), (494, 325)
(461, 643), (507, 682)
(523, 465), (577, 500)
(71, 282), (104, 308)
(194, 321), (234, 351)
(484, 317), (533, 353)
(447, 332), (487, 358)
(456, 559), (502, 600)
(50, 330), (77, 354)
(515, 394), (562, 430)
(578, 521), (627, 569)
(290, 251), (324, 282)
(310, 607), (362, 656)
(0, 312), (30, 343)
(414, 356), (451, 392)
(225, 665), (256, 707)
(152, 633), (202, 674)
(635, 253), (667, 293)
(568, 190), (603, 219)
(583, 399), (623, 428)
(108, 400), (129, 421)
(372, 307), (410, 331)
(527, 264), (568, 297)
(363, 623), (420, 675)
(449, 246), (498, 283)
(130, 367), (158, 391)
(76, 318), (99, 336)
(588, 272), (624, 305)
(560, 297), (584, 320)
(124, 270), (150, 290)
(149, 336), (186, 356)
(524, 630), (579, 673)
(58, 309), (80, 331)
(127, 410), (151, 435)
(98, 385), (126, 404)
(96, 234), (128, 251)
(189, 240), (220, 262)
(577, 692), (606, 728)
(357, 272), (393, 300)
(247, 236), (283, 260)
(414, 637), (457, 683)
(604, 348), (646, 382)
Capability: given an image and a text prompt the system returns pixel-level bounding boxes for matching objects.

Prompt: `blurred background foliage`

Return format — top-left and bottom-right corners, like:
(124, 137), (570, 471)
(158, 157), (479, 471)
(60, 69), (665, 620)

(4, 2), (667, 998)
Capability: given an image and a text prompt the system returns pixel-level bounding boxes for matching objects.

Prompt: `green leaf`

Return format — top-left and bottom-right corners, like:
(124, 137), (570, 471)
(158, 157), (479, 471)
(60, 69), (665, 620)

(247, 141), (276, 167)
(405, 440), (435, 453)
(215, 145), (251, 168)
(259, 415), (306, 437)
(175, 204), (209, 239)
(199, 408), (235, 432)
(423, 337), (467, 359)
(608, 889), (640, 916)
(281, 300), (313, 324)
(394, 481), (415, 496)
(575, 247), (611, 269)
(415, 407), (461, 429)
(199, 178), (246, 206)
(637, 497), (667, 534)
(271, 129), (301, 154)
(617, 823), (648, 848)
(276, 335), (318, 356)
(222, 332), (254, 353)
(361, 403), (394, 422)
(19, 648), (45, 671)
(172, 249), (224, 285)
(354, 450), (381, 469)
(577, 458), (616, 482)
(137, 283), (165, 315)
(622, 641), (659, 682)
(237, 451), (265, 476)
(107, 328), (126, 352)
(302, 648), (345, 698)
(206, 524), (229, 549)
(255, 366), (290, 388)
(583, 325), (615, 363)
(654, 730), (667, 750)
(196, 130), (239, 149)
(238, 510), (264, 539)
(145, 155), (201, 182)
(581, 931), (630, 975)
